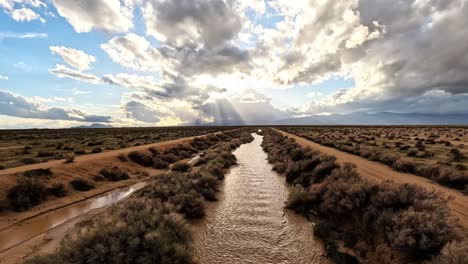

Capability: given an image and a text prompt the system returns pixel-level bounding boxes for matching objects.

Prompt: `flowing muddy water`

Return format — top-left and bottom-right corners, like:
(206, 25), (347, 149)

(193, 134), (327, 264)
(0, 182), (147, 253)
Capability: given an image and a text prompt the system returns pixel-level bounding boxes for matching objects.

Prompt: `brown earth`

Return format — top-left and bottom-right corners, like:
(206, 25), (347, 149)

(275, 129), (468, 230)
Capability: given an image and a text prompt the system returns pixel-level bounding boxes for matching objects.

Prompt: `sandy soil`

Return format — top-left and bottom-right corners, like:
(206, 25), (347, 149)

(276, 129), (468, 230)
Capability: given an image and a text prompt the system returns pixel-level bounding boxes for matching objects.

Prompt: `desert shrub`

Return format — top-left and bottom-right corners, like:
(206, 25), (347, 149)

(179, 150), (191, 159)
(7, 177), (47, 211)
(148, 147), (160, 155)
(420, 165), (468, 190)
(128, 151), (153, 167)
(314, 221), (335, 240)
(117, 153), (127, 162)
(74, 149), (86, 155)
(37, 151), (56, 157)
(392, 158), (416, 173)
(291, 148), (304, 161)
(425, 242), (468, 264)
(87, 141), (103, 146)
(22, 157), (39, 164)
(91, 147), (102, 153)
(48, 183), (67, 197)
(139, 173), (206, 219)
(407, 149), (418, 157)
(387, 209), (455, 258)
(450, 148), (464, 161)
(172, 162), (191, 172)
(23, 168), (53, 178)
(70, 178), (95, 191)
(192, 173), (219, 201)
(160, 154), (178, 163)
(26, 199), (192, 264)
(99, 167), (129, 182)
(153, 158), (170, 169)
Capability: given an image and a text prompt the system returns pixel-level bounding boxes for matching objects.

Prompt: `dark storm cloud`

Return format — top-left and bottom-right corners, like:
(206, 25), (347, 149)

(123, 100), (161, 123)
(0, 90), (112, 122)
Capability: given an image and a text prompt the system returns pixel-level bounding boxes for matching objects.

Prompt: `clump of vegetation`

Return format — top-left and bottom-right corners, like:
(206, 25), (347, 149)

(153, 158), (169, 169)
(117, 153), (127, 162)
(70, 178), (95, 191)
(160, 153), (179, 164)
(7, 177), (47, 211)
(37, 151), (56, 157)
(22, 157), (39, 164)
(99, 167), (129, 182)
(128, 151), (153, 167)
(48, 183), (67, 197)
(91, 147), (102, 153)
(23, 168), (53, 178)
(25, 199), (192, 264)
(450, 148), (464, 161)
(262, 128), (461, 262)
(171, 162), (191, 172)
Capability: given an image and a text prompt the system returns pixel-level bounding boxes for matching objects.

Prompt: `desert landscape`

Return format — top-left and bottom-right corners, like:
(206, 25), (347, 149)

(0, 126), (465, 264)
(2, 0), (468, 263)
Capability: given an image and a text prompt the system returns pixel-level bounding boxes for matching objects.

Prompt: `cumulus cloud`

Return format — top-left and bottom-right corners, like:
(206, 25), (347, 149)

(1, 0), (46, 22)
(53, 0), (133, 33)
(101, 33), (163, 72)
(293, 0), (468, 115)
(0, 89), (111, 122)
(10, 7), (43, 22)
(0, 75), (8, 80)
(142, 0), (244, 47)
(49, 46), (96, 71)
(49, 64), (100, 83)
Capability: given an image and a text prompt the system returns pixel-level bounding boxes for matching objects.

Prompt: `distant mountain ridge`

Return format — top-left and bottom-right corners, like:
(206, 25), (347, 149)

(72, 123), (114, 129)
(275, 112), (468, 125)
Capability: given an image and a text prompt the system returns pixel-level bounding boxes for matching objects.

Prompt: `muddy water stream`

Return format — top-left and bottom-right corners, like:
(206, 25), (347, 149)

(0, 182), (147, 253)
(193, 134), (327, 263)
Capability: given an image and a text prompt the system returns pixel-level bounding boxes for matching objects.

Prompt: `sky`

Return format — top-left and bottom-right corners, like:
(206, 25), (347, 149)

(0, 0), (467, 128)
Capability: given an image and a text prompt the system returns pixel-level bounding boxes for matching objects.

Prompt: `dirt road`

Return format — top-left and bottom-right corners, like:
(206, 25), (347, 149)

(276, 129), (468, 229)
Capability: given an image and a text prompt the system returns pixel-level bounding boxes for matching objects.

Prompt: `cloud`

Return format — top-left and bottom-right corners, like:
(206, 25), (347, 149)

(53, 0), (133, 33)
(0, 31), (47, 39)
(123, 100), (161, 123)
(0, 89), (111, 122)
(10, 7), (44, 22)
(0, 1), (46, 22)
(102, 73), (166, 94)
(101, 33), (163, 72)
(292, 0), (468, 115)
(142, 0), (244, 47)
(0, 75), (8, 80)
(50, 46), (96, 70)
(49, 64), (100, 83)
(14, 61), (32, 71)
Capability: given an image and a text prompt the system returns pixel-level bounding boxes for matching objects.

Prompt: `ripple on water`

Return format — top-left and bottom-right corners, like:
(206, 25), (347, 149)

(192, 134), (328, 264)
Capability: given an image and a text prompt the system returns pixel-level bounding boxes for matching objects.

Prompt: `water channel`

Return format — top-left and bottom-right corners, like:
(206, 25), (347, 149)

(192, 133), (327, 263)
